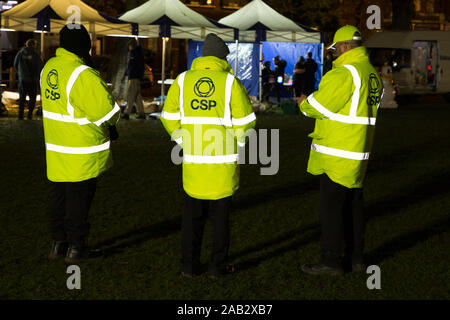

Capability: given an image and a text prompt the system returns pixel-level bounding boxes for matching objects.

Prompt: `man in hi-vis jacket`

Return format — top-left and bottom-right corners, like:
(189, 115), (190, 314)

(41, 25), (120, 264)
(298, 26), (383, 275)
(161, 34), (256, 279)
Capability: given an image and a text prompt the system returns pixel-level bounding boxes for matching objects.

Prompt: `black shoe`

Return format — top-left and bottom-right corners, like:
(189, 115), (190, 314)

(122, 114), (129, 120)
(48, 241), (68, 261)
(207, 264), (236, 280)
(180, 264), (202, 278)
(65, 245), (103, 264)
(301, 263), (344, 276)
(181, 271), (195, 278)
(352, 262), (366, 272)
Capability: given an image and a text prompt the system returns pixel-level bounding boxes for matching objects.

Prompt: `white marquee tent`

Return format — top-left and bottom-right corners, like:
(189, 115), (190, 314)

(0, 0), (133, 36)
(120, 0), (236, 105)
(219, 0), (321, 43)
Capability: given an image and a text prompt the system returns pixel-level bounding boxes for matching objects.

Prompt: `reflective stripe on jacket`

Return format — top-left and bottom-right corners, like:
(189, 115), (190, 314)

(299, 46), (383, 188)
(41, 48), (120, 182)
(161, 56), (256, 200)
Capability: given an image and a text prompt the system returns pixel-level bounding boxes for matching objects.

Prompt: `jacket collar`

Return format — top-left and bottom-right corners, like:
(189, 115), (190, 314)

(191, 56), (233, 73)
(333, 46), (369, 68)
(56, 47), (84, 64)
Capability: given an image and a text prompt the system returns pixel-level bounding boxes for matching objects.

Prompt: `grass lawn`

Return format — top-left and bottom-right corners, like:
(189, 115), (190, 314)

(0, 102), (449, 300)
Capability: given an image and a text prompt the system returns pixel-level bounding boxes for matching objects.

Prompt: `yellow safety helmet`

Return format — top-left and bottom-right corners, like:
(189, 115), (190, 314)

(327, 25), (362, 50)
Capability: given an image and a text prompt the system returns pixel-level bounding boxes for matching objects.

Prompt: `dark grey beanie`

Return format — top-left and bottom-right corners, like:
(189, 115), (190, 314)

(202, 33), (230, 59)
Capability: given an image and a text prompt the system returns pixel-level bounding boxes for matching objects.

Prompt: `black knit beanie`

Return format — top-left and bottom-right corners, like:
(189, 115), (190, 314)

(60, 24), (91, 59)
(202, 33), (230, 59)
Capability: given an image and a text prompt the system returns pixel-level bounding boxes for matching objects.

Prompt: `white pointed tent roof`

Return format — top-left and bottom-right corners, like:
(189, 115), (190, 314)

(0, 0), (132, 35)
(219, 0), (320, 43)
(119, 0), (235, 40)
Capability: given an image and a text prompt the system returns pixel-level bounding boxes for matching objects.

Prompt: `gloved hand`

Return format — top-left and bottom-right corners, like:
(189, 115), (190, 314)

(109, 125), (119, 141)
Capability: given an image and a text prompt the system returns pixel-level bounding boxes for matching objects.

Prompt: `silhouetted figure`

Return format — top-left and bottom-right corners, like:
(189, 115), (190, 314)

(273, 55), (287, 106)
(123, 39), (145, 120)
(323, 51), (334, 75)
(293, 56), (306, 97)
(304, 52), (318, 95)
(14, 39), (43, 119)
(261, 61), (274, 102)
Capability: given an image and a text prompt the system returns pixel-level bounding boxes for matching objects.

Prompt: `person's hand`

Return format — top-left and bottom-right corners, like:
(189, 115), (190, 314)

(296, 94), (307, 106)
(109, 125), (119, 141)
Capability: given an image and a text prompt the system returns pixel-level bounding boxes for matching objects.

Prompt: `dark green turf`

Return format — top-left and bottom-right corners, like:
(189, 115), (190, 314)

(0, 103), (449, 300)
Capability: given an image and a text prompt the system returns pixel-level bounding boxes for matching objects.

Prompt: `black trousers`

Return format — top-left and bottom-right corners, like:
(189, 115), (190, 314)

(50, 178), (97, 247)
(274, 83), (282, 104)
(319, 174), (365, 268)
(262, 83), (271, 102)
(18, 80), (37, 118)
(181, 193), (231, 273)
(294, 84), (303, 97)
(303, 79), (315, 96)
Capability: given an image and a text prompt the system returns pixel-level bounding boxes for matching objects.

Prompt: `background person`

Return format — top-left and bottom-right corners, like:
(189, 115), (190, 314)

(273, 55), (287, 106)
(41, 24), (120, 264)
(297, 25), (383, 275)
(13, 39), (43, 119)
(293, 56), (306, 98)
(323, 51), (334, 75)
(261, 60), (274, 103)
(303, 52), (318, 95)
(123, 39), (145, 120)
(160, 33), (256, 280)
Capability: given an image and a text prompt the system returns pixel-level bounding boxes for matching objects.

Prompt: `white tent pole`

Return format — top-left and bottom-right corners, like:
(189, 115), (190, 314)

(321, 43), (324, 77)
(0, 33), (2, 85)
(161, 37), (167, 106)
(259, 42), (262, 103)
(40, 31), (44, 59)
(234, 39), (238, 75)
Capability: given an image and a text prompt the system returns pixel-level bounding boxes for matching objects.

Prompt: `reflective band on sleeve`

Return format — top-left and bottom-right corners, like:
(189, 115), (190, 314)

(161, 110), (181, 120)
(183, 154), (238, 164)
(237, 141), (246, 147)
(94, 103), (121, 126)
(66, 65), (91, 117)
(174, 137), (183, 145)
(178, 72), (187, 119)
(43, 110), (91, 125)
(307, 94), (376, 125)
(344, 64), (361, 117)
(377, 89), (385, 110)
(232, 112), (256, 126)
(46, 141), (110, 154)
(311, 143), (370, 160)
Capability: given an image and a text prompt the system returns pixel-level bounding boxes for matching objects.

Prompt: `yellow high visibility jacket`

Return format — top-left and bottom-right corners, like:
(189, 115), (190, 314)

(41, 48), (120, 182)
(161, 56), (256, 200)
(299, 46), (383, 188)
